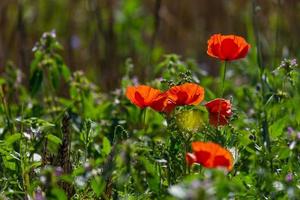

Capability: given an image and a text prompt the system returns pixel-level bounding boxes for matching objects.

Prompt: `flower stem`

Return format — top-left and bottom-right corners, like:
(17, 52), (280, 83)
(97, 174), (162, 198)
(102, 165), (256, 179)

(217, 61), (228, 126)
(220, 61), (228, 98)
(143, 108), (148, 132)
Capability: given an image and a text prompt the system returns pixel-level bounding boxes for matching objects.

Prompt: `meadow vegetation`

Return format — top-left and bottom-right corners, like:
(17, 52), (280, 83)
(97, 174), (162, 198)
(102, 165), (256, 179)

(0, 1), (300, 199)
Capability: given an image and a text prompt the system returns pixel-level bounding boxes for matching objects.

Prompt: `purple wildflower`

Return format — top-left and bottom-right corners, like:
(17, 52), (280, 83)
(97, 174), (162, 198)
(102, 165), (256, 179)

(297, 132), (300, 140)
(34, 187), (45, 200)
(285, 173), (293, 182)
(287, 127), (294, 137)
(55, 166), (64, 177)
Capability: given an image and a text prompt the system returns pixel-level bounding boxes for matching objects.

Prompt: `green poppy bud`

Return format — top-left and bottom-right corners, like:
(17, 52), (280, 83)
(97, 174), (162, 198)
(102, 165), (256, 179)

(175, 109), (207, 132)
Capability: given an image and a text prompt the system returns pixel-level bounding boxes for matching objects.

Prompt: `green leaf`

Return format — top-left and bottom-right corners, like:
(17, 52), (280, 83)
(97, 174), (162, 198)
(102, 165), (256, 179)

(60, 64), (71, 80)
(139, 157), (156, 175)
(148, 176), (160, 193)
(102, 137), (111, 156)
(30, 69), (43, 96)
(5, 133), (21, 146)
(51, 187), (67, 200)
(47, 134), (62, 145)
(59, 174), (73, 184)
(28, 161), (42, 171)
(269, 117), (288, 139)
(0, 148), (8, 156)
(238, 131), (252, 146)
(91, 176), (105, 197)
(3, 158), (16, 170)
(277, 147), (290, 159)
(30, 51), (43, 71)
(50, 63), (60, 89)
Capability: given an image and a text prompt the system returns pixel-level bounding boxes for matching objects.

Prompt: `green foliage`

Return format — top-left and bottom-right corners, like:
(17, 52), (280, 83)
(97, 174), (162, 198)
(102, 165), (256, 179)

(1, 21), (300, 199)
(30, 31), (70, 96)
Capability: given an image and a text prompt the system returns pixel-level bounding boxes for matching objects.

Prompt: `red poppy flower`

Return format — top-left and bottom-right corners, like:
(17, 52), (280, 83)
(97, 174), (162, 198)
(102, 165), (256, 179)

(167, 83), (205, 106)
(149, 93), (176, 113)
(187, 141), (233, 171)
(150, 83), (205, 113)
(205, 98), (232, 126)
(126, 85), (162, 109)
(207, 34), (250, 61)
(126, 83), (205, 113)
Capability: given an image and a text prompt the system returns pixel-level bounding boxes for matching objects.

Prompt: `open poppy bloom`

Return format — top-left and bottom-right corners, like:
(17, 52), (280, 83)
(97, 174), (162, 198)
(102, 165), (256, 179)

(207, 34), (250, 61)
(186, 141), (233, 171)
(151, 83), (205, 113)
(126, 83), (205, 113)
(205, 98), (232, 126)
(126, 85), (162, 109)
(166, 83), (205, 106)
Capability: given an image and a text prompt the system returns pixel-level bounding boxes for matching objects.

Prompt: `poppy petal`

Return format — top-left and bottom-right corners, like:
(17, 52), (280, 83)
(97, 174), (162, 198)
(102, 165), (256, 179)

(150, 93), (176, 113)
(220, 38), (239, 60)
(237, 44), (251, 59)
(126, 85), (162, 108)
(213, 155), (232, 171)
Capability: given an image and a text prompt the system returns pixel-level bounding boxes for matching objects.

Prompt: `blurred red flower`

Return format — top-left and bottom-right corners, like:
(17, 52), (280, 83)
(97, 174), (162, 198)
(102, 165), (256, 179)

(207, 34), (250, 61)
(205, 98), (232, 126)
(186, 141), (233, 171)
(126, 85), (162, 109)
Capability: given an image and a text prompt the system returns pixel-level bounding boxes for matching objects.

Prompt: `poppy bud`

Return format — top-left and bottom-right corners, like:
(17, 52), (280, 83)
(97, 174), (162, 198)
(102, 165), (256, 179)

(175, 109), (207, 132)
(205, 98), (232, 127)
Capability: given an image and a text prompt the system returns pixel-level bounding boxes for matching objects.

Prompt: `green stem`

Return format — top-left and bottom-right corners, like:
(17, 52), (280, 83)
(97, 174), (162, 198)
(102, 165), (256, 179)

(259, 69), (270, 151)
(0, 87), (15, 134)
(84, 131), (89, 162)
(220, 61), (228, 98)
(19, 103), (30, 196)
(217, 61), (228, 127)
(184, 134), (191, 175)
(143, 108), (148, 132)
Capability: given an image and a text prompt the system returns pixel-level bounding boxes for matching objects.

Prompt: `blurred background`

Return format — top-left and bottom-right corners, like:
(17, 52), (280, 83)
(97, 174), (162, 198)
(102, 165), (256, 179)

(0, 0), (299, 90)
